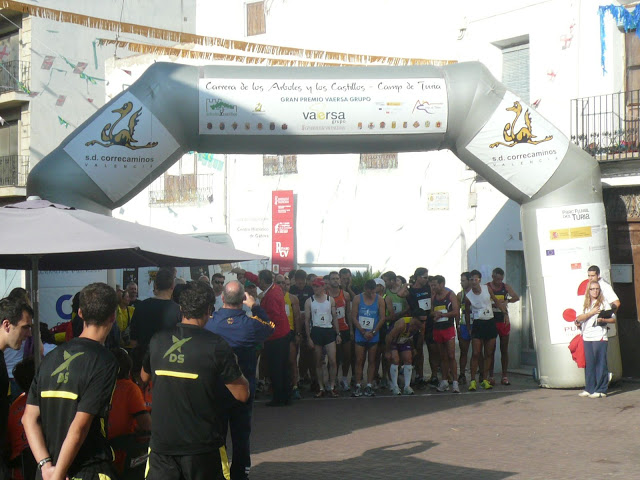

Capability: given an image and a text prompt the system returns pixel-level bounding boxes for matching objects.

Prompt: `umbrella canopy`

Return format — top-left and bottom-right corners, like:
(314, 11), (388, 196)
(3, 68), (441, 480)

(0, 198), (266, 367)
(0, 198), (265, 269)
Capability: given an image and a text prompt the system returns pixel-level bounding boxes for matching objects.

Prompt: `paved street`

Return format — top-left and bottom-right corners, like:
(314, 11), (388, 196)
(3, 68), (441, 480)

(249, 374), (640, 479)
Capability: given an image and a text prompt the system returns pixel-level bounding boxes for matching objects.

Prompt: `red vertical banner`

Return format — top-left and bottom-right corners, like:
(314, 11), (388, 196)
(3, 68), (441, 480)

(272, 190), (295, 274)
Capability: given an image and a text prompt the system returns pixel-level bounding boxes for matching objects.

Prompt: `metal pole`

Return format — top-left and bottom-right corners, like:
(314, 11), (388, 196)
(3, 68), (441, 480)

(31, 255), (41, 369)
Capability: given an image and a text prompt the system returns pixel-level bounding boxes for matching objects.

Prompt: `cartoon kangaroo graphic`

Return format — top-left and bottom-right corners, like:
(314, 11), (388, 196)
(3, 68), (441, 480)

(85, 101), (158, 149)
(489, 101), (553, 148)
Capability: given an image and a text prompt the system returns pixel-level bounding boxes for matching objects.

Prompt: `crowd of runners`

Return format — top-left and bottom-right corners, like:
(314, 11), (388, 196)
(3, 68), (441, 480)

(242, 266), (520, 400)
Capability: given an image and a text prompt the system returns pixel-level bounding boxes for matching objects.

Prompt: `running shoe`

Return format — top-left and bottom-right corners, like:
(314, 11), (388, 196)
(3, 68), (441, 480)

(588, 392), (607, 398)
(414, 377), (427, 390)
(480, 379), (493, 390)
(390, 385), (401, 395)
(380, 378), (388, 390)
(452, 381), (460, 393)
(468, 380), (477, 391)
(458, 374), (467, 386)
(364, 385), (375, 397)
(578, 390), (590, 397)
(352, 384), (363, 397)
(292, 388), (302, 400)
(501, 376), (511, 385)
(428, 377), (440, 388)
(330, 389), (340, 398)
(436, 380), (450, 392)
(340, 379), (350, 392)
(402, 386), (414, 395)
(488, 377), (496, 386)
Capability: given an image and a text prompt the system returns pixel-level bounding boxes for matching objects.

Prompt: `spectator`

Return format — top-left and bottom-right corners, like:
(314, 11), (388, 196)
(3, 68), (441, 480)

(7, 357), (36, 480)
(126, 281), (141, 308)
(116, 287), (135, 348)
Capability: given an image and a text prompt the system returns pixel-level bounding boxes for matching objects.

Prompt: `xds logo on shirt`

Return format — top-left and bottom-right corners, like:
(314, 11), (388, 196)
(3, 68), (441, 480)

(51, 351), (85, 384)
(163, 336), (192, 364)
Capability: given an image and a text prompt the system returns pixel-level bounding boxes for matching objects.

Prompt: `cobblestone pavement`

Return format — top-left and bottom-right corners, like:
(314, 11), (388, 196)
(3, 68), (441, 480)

(248, 374), (640, 479)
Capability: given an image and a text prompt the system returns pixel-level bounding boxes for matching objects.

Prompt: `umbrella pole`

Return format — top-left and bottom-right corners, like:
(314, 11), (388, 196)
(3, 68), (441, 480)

(31, 256), (42, 370)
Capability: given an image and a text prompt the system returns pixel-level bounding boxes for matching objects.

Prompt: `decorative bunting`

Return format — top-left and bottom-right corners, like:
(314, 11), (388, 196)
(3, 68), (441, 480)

(0, 45), (10, 61)
(55, 95), (66, 106)
(58, 116), (70, 128)
(599, 4), (640, 74)
(532, 99), (541, 109)
(546, 70), (557, 81)
(73, 61), (87, 74)
(41, 55), (55, 69)
(122, 69), (131, 75)
(560, 23), (575, 50)
(17, 81), (30, 94)
(87, 98), (94, 103)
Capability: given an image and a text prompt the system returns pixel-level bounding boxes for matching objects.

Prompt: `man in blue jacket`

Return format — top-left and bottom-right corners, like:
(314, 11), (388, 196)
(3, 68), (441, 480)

(206, 280), (274, 480)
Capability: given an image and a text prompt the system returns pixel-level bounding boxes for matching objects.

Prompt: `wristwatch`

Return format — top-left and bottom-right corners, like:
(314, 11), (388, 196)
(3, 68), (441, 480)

(37, 457), (52, 470)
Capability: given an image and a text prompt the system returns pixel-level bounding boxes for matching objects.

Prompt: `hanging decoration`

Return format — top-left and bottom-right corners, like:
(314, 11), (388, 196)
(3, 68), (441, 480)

(58, 116), (70, 128)
(599, 4), (640, 74)
(55, 95), (66, 106)
(532, 99), (541, 109)
(560, 23), (575, 50)
(41, 55), (55, 69)
(72, 61), (88, 74)
(198, 153), (224, 171)
(122, 69), (131, 75)
(546, 70), (557, 81)
(17, 81), (30, 94)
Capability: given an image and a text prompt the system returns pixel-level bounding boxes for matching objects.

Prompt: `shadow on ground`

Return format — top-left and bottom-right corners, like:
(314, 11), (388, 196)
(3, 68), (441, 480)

(251, 441), (516, 479)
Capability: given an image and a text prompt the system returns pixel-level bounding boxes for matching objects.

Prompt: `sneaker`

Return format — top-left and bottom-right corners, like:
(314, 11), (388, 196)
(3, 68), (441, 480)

(480, 379), (493, 390)
(364, 385), (375, 397)
(436, 380), (449, 392)
(501, 376), (511, 386)
(468, 380), (477, 391)
(292, 388), (302, 400)
(428, 377), (440, 388)
(415, 377), (427, 390)
(488, 377), (496, 386)
(452, 381), (460, 393)
(390, 385), (401, 395)
(380, 378), (388, 390)
(589, 392), (607, 398)
(352, 384), (363, 397)
(402, 385), (414, 395)
(578, 390), (590, 397)
(458, 374), (467, 386)
(340, 379), (350, 392)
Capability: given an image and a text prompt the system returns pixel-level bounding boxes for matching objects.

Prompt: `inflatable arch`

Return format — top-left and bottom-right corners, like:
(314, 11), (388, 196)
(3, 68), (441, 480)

(28, 61), (619, 388)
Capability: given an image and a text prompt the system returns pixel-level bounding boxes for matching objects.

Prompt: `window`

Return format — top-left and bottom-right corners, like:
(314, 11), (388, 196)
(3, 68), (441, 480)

(246, 1), (266, 36)
(263, 155), (297, 175)
(359, 153), (398, 170)
(501, 42), (530, 103)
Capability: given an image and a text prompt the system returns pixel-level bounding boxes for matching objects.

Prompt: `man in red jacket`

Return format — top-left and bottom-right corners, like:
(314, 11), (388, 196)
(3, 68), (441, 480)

(245, 270), (291, 406)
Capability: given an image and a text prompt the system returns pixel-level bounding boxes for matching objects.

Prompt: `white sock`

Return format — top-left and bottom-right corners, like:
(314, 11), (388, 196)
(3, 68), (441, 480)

(390, 364), (399, 388)
(403, 365), (413, 388)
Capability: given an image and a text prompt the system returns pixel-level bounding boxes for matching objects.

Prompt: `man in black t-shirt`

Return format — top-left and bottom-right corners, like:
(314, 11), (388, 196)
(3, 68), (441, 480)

(24, 283), (119, 480)
(0, 297), (34, 478)
(142, 281), (249, 480)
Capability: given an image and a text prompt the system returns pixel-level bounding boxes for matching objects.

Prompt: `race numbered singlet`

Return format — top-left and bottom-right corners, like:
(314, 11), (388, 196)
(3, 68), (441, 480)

(310, 295), (333, 328)
(396, 317), (414, 345)
(466, 285), (493, 322)
(459, 290), (467, 325)
(432, 288), (455, 330)
(358, 294), (380, 332)
(332, 289), (349, 331)
(407, 286), (432, 316)
(389, 291), (408, 317)
(487, 281), (508, 321)
(284, 292), (294, 331)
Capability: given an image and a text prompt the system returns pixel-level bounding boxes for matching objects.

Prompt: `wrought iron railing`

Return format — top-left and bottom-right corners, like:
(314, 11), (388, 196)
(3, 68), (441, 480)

(148, 173), (216, 206)
(0, 60), (31, 94)
(570, 89), (640, 160)
(0, 155), (29, 187)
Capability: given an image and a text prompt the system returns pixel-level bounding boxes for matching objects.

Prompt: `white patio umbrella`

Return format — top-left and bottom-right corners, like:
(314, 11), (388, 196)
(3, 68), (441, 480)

(0, 197), (266, 365)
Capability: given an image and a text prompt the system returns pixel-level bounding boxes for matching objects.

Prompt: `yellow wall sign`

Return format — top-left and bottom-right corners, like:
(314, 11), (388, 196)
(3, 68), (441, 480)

(549, 226), (592, 240)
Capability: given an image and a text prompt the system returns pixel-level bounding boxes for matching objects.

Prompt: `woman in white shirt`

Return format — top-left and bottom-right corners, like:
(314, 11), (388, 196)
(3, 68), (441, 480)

(575, 281), (616, 398)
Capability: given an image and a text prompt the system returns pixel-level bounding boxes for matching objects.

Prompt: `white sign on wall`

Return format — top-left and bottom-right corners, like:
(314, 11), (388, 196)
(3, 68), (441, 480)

(466, 92), (569, 197)
(536, 203), (615, 345)
(64, 92), (180, 202)
(198, 78), (448, 136)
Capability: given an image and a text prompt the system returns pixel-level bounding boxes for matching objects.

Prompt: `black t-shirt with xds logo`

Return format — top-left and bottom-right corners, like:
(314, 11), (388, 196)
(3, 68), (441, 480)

(27, 338), (118, 475)
(143, 323), (243, 455)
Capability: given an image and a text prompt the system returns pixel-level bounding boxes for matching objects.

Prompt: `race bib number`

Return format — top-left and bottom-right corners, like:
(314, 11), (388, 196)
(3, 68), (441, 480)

(318, 313), (331, 327)
(418, 298), (431, 310)
(285, 304), (291, 316)
(393, 302), (403, 313)
(359, 316), (374, 330)
(473, 308), (492, 320)
(434, 305), (448, 322)
(336, 306), (345, 319)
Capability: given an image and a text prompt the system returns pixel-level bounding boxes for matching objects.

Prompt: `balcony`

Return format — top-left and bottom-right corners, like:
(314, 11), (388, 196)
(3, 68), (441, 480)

(148, 173), (215, 206)
(0, 60), (31, 94)
(571, 90), (640, 163)
(0, 155), (28, 187)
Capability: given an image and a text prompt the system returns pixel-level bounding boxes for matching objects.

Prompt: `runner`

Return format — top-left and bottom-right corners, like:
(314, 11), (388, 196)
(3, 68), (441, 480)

(304, 278), (341, 397)
(328, 271), (352, 392)
(486, 267), (520, 386)
(351, 280), (385, 397)
(465, 270), (506, 391)
(431, 276), (460, 393)
(385, 316), (423, 395)
(290, 269), (317, 392)
(280, 275), (303, 400)
(456, 272), (472, 385)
